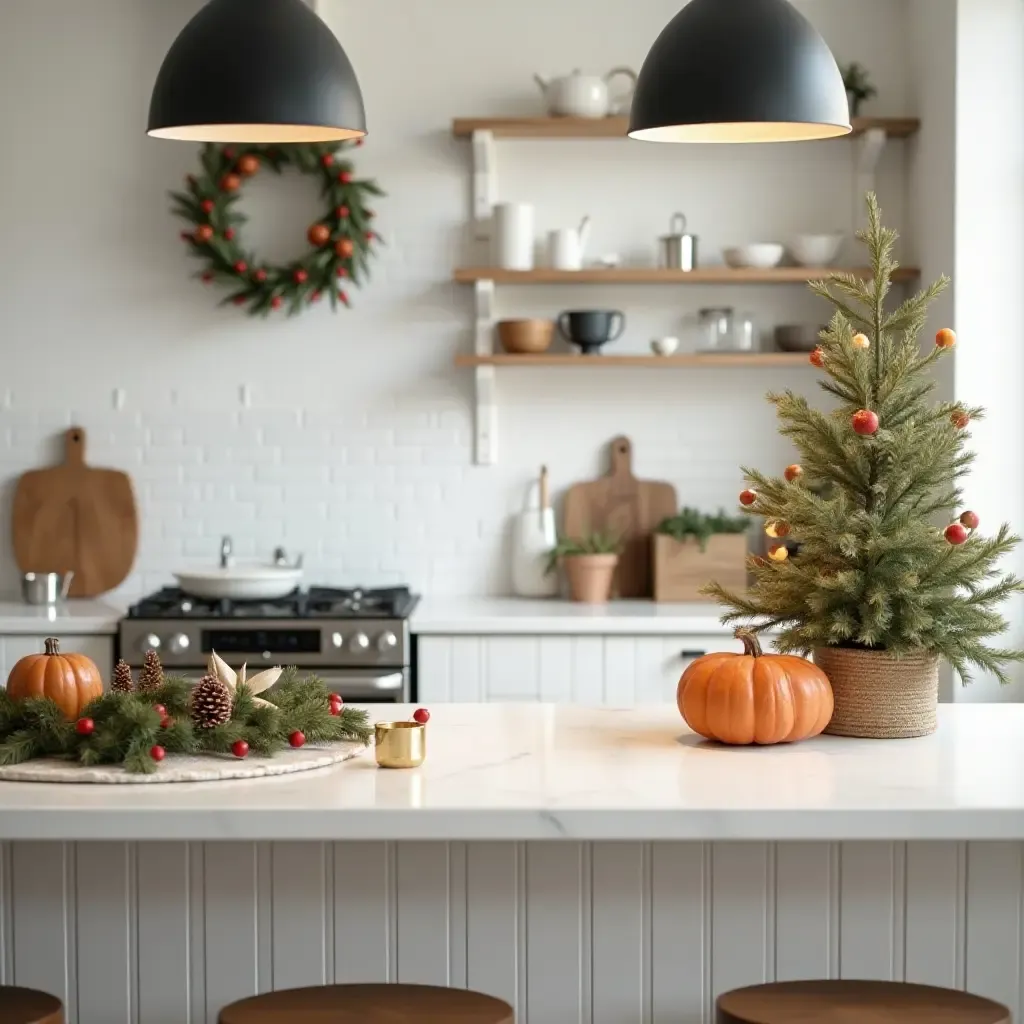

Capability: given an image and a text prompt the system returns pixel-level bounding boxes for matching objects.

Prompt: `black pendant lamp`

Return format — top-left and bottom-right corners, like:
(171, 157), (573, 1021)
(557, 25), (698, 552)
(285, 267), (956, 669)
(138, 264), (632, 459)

(629, 0), (850, 143)
(148, 0), (366, 143)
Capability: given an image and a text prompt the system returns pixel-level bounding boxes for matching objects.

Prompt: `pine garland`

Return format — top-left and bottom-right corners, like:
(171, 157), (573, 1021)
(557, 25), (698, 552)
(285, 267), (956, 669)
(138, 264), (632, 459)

(706, 194), (1024, 684)
(0, 668), (372, 775)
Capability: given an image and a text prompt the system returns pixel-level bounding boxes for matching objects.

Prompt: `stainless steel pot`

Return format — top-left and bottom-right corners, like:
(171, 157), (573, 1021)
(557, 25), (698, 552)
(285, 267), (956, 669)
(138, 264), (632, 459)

(659, 212), (698, 271)
(21, 571), (74, 605)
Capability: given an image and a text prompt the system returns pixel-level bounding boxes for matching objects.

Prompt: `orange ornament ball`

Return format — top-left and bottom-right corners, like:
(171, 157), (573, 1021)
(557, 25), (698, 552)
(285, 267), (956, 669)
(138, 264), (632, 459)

(784, 464), (804, 483)
(739, 489), (757, 507)
(237, 154), (260, 176)
(6, 638), (104, 721)
(307, 223), (331, 247)
(809, 347), (825, 368)
(194, 224), (214, 243)
(335, 238), (354, 258)
(220, 173), (242, 193)
(677, 631), (833, 745)
(852, 409), (880, 436)
(935, 328), (957, 349)
(851, 333), (871, 350)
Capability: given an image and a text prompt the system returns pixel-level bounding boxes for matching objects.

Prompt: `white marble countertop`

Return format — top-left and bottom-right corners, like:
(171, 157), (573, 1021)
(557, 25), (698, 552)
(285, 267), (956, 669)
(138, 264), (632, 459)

(2, 703), (1023, 842)
(411, 598), (731, 634)
(0, 598), (123, 635)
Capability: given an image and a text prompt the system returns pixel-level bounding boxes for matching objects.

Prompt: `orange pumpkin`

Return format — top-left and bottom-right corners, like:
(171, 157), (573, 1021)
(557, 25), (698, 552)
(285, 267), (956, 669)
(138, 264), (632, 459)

(677, 630), (833, 745)
(6, 637), (104, 720)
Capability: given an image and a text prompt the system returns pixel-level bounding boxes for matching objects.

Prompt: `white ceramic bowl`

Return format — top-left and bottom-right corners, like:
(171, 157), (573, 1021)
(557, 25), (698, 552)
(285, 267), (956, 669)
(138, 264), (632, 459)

(722, 243), (785, 269)
(788, 233), (845, 267)
(174, 566), (304, 600)
(651, 336), (680, 356)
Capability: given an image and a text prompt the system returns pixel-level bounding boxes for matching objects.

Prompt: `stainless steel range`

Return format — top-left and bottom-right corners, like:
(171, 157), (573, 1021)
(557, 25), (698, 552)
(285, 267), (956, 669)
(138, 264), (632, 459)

(119, 586), (419, 702)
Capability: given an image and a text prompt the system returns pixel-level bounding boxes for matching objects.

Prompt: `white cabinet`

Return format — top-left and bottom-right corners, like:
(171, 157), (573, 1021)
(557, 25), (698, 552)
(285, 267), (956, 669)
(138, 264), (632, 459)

(0, 635), (114, 686)
(417, 633), (771, 704)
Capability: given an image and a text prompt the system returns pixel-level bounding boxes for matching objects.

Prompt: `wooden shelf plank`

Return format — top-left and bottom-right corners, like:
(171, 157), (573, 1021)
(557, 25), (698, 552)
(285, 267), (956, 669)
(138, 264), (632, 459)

(451, 115), (920, 140)
(452, 266), (921, 285)
(455, 353), (812, 368)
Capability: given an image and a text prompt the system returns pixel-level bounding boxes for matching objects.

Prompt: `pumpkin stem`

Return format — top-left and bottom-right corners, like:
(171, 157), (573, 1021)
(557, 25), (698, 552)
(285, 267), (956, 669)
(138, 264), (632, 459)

(735, 628), (763, 658)
(43, 637), (60, 656)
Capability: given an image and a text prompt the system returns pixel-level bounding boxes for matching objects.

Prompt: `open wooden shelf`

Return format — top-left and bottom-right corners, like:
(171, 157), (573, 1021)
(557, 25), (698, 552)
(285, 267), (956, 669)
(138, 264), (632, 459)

(455, 352), (810, 368)
(452, 115), (921, 140)
(453, 266), (920, 285)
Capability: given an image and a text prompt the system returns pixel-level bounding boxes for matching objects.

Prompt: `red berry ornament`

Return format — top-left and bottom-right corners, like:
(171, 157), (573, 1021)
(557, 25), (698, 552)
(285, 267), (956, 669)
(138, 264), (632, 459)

(233, 260), (248, 274)
(321, 154), (335, 168)
(739, 489), (757, 507)
(336, 205), (350, 218)
(289, 731), (306, 748)
(160, 715), (172, 729)
(338, 290), (349, 304)
(365, 231), (375, 241)
(337, 267), (348, 278)
(201, 198), (215, 214)
(237, 154), (260, 176)
(293, 268), (308, 285)
(935, 328), (957, 349)
(153, 704), (167, 717)
(960, 510), (980, 530)
(809, 347), (825, 368)
(224, 227), (236, 241)
(221, 173), (241, 192)
(338, 171), (353, 184)
(201, 271), (215, 284)
(253, 269), (267, 283)
(232, 740), (249, 759)
(852, 409), (880, 436)
(945, 523), (969, 545)
(413, 708), (431, 724)
(329, 693), (343, 706)
(224, 147), (236, 160)
(195, 224), (214, 243)
(233, 295), (247, 306)
(312, 290), (322, 302)
(76, 717), (95, 736)
(150, 745), (166, 762)
(270, 296), (283, 310)
(784, 464), (803, 483)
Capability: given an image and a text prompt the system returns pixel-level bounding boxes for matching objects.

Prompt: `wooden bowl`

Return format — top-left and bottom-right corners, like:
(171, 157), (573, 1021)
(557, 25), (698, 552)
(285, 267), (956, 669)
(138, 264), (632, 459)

(497, 319), (554, 355)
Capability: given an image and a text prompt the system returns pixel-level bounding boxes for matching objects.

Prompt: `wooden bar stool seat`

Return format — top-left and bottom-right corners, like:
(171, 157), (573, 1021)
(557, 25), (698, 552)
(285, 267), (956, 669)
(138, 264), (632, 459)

(0, 986), (63, 1024)
(717, 980), (1010, 1024)
(219, 983), (514, 1023)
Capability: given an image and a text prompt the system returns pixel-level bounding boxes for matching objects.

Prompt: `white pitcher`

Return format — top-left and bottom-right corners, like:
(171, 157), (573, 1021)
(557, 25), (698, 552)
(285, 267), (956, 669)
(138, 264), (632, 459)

(548, 215), (591, 271)
(510, 469), (558, 597)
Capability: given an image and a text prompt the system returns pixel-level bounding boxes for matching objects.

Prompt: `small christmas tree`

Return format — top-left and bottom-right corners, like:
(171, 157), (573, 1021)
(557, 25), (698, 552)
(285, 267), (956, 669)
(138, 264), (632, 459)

(707, 194), (1023, 685)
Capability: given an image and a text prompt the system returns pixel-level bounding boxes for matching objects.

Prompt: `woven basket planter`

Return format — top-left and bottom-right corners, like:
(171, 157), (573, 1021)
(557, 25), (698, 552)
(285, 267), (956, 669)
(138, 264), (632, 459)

(813, 646), (939, 739)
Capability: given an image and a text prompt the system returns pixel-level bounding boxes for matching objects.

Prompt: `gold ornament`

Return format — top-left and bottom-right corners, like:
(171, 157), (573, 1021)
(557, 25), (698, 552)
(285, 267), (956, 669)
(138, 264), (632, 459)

(765, 521), (791, 539)
(852, 333), (871, 350)
(207, 651), (282, 708)
(767, 543), (789, 562)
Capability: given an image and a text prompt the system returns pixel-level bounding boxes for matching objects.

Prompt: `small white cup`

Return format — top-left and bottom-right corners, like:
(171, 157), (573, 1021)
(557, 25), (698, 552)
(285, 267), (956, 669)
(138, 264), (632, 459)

(651, 336), (680, 356)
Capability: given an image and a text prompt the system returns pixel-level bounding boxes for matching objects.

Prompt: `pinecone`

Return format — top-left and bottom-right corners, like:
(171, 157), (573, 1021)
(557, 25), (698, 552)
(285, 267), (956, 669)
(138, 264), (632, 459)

(137, 649), (164, 694)
(189, 674), (233, 729)
(111, 659), (134, 693)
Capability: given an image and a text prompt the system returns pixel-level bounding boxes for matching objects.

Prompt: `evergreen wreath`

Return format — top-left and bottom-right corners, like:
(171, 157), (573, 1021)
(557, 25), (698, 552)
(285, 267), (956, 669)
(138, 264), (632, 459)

(0, 667), (372, 775)
(171, 141), (383, 317)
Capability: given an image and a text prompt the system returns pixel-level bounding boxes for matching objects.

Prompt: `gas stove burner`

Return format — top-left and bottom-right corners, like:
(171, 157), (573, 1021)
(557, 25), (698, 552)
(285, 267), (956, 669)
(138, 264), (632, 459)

(127, 585), (418, 621)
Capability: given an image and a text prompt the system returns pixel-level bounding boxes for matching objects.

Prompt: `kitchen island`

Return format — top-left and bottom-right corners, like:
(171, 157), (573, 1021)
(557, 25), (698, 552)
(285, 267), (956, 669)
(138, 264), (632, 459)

(1, 703), (1023, 1023)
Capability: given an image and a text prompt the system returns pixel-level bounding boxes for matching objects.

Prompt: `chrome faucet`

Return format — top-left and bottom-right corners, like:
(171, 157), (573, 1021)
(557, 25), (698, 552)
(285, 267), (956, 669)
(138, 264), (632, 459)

(220, 535), (233, 569)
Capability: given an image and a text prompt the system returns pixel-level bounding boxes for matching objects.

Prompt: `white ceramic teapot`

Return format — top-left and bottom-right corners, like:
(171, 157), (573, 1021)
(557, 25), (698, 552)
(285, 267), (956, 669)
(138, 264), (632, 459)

(534, 68), (638, 119)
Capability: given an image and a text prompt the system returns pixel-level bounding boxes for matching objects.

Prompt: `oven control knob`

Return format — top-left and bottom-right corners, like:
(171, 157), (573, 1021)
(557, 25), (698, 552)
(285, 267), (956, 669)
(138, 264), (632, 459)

(168, 632), (190, 655)
(349, 632), (370, 652)
(331, 632), (344, 649)
(377, 631), (399, 653)
(140, 633), (161, 652)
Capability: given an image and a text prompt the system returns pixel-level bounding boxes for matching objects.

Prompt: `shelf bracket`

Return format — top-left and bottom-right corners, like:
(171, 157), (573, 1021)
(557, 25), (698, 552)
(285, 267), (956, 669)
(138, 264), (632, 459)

(473, 279), (497, 464)
(471, 129), (497, 242)
(854, 126), (887, 229)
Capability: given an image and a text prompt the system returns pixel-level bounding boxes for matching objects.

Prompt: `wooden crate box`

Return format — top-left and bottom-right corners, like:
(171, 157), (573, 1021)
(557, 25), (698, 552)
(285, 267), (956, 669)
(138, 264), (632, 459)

(653, 533), (747, 602)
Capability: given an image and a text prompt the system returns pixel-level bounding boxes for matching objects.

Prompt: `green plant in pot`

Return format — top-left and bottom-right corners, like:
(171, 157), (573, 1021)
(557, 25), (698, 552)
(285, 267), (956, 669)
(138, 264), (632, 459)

(841, 61), (877, 117)
(653, 508), (749, 602)
(547, 533), (621, 604)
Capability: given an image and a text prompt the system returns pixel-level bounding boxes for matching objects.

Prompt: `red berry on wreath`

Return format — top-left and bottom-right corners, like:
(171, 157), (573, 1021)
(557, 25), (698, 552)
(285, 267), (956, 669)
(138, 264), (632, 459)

(312, 290), (322, 302)
(224, 227), (236, 241)
(233, 295), (247, 306)
(195, 224), (214, 243)
(739, 489), (757, 506)
(307, 223), (331, 247)
(945, 522), (969, 545)
(951, 410), (970, 429)
(270, 296), (283, 310)
(935, 328), (957, 349)
(153, 704), (167, 717)
(237, 154), (260, 176)
(150, 745), (166, 762)
(76, 717), (95, 736)
(336, 205), (350, 218)
(338, 171), (353, 184)
(201, 271), (215, 283)
(365, 231), (375, 241)
(809, 347), (825, 368)
(289, 730), (306, 748)
(233, 260), (248, 274)
(413, 708), (430, 724)
(224, 146), (236, 160)
(339, 290), (349, 304)
(784, 464), (803, 483)
(293, 268), (309, 285)
(852, 409), (880, 435)
(253, 269), (268, 283)
(201, 198), (215, 214)
(160, 715), (172, 729)
(321, 154), (335, 168)
(180, 230), (191, 242)
(232, 740), (249, 758)
(221, 173), (241, 192)
(960, 510), (980, 530)
(335, 238), (354, 258)
(337, 267), (348, 278)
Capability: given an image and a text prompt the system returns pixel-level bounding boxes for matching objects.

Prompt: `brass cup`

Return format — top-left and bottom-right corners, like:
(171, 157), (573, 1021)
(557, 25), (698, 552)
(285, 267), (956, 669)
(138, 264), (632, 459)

(374, 721), (425, 769)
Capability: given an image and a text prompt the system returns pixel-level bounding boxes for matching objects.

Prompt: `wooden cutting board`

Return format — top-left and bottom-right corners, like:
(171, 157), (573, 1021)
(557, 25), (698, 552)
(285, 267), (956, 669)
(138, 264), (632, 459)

(563, 436), (678, 598)
(13, 427), (138, 597)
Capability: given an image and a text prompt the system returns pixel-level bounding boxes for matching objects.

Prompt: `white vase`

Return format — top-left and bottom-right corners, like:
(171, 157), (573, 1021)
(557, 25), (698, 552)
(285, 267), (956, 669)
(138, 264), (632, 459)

(510, 482), (557, 597)
(494, 202), (535, 270)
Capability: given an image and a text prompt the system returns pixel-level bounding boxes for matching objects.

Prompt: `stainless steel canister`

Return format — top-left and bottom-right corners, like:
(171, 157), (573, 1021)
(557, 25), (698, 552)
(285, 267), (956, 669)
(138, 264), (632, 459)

(659, 212), (698, 271)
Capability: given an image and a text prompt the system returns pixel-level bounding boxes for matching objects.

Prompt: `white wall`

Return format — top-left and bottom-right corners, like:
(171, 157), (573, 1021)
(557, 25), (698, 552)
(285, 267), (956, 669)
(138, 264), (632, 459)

(0, 0), (913, 600)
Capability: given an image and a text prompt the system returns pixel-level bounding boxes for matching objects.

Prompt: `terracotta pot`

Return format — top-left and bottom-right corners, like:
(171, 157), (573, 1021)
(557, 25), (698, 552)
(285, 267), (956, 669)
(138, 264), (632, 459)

(563, 553), (618, 603)
(498, 319), (554, 354)
(813, 646), (939, 738)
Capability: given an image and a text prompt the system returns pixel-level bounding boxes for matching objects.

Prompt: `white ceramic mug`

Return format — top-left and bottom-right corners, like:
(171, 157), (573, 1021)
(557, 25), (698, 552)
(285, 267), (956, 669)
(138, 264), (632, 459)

(494, 202), (535, 270)
(549, 228), (585, 270)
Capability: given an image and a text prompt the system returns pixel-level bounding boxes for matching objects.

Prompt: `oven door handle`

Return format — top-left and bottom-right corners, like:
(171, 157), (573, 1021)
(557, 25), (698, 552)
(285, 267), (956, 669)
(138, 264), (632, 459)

(318, 672), (405, 697)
